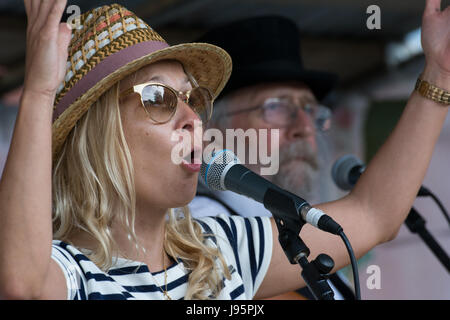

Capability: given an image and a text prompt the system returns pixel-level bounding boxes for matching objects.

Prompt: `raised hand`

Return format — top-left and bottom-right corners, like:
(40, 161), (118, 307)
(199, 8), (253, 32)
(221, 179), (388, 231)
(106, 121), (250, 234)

(421, 0), (450, 85)
(23, 0), (72, 99)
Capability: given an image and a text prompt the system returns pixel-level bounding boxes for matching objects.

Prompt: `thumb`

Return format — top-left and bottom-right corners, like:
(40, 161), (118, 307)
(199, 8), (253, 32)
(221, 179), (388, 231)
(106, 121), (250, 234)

(56, 22), (72, 82)
(58, 23), (72, 55)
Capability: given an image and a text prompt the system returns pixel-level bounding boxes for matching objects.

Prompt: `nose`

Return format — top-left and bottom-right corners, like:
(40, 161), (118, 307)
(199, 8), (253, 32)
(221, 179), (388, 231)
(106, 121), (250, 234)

(285, 107), (317, 148)
(174, 101), (203, 156)
(176, 99), (202, 132)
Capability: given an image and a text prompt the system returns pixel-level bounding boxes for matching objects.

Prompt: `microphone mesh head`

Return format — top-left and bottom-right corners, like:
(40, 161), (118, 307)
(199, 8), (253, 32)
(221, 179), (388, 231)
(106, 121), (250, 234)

(200, 149), (240, 191)
(331, 154), (363, 190)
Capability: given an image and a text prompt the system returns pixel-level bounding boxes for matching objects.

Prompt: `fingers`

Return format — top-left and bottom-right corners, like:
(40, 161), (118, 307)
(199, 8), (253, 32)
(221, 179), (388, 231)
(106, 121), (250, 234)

(38, 0), (56, 20)
(56, 22), (72, 79)
(35, 0), (57, 32)
(45, 0), (68, 32)
(30, 0), (38, 16)
(27, 0), (67, 34)
(424, 0), (441, 15)
(24, 0), (37, 23)
(24, 0), (30, 16)
(57, 22), (72, 58)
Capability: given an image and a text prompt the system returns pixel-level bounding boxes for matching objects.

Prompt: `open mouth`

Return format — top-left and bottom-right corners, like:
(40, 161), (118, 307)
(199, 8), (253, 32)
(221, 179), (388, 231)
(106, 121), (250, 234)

(182, 148), (202, 165)
(180, 148), (202, 173)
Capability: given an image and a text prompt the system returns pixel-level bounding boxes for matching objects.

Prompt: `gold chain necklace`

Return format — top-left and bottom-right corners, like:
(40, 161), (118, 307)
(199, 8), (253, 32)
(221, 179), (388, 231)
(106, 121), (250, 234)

(150, 247), (172, 300)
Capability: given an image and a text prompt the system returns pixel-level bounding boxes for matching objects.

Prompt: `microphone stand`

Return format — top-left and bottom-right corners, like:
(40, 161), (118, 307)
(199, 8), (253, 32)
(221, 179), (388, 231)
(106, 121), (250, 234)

(404, 207), (450, 273)
(264, 188), (335, 300)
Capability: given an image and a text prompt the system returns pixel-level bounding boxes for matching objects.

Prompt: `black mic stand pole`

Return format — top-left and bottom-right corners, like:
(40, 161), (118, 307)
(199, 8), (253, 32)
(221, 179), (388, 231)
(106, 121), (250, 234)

(264, 188), (335, 300)
(405, 207), (450, 273)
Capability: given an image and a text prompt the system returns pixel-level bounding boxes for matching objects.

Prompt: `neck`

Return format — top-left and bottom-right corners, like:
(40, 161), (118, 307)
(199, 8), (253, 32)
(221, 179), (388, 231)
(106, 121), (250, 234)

(112, 199), (171, 272)
(68, 200), (173, 272)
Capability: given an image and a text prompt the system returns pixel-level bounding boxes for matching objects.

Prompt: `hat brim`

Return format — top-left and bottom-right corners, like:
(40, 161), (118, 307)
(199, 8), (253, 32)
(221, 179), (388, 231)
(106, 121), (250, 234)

(221, 60), (338, 102)
(52, 42), (232, 159)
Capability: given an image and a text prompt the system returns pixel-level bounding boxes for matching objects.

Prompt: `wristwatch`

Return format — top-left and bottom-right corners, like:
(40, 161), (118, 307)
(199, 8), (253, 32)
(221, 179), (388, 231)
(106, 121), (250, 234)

(415, 77), (450, 105)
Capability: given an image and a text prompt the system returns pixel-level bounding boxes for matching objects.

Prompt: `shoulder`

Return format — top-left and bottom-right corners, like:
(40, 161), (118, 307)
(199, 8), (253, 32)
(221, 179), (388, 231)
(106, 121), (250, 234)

(51, 240), (143, 300)
(194, 214), (270, 230)
(51, 240), (93, 300)
(51, 240), (94, 267)
(194, 215), (273, 256)
(194, 214), (272, 232)
(194, 215), (274, 299)
(51, 240), (88, 266)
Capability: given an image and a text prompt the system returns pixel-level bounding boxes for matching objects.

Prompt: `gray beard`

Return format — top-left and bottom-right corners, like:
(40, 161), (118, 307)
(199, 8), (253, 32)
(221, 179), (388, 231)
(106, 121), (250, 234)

(266, 139), (325, 205)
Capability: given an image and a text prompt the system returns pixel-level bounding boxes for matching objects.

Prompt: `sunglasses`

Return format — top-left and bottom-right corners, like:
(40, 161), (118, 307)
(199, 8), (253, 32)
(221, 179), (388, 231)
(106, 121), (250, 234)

(120, 81), (213, 124)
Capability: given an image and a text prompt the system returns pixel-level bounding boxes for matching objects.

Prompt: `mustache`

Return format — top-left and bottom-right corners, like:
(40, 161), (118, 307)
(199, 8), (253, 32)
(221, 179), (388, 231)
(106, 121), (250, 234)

(278, 140), (319, 170)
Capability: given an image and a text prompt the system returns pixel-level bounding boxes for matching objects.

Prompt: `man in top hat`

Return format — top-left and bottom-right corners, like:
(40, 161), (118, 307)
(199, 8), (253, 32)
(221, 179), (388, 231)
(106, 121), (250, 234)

(188, 16), (354, 299)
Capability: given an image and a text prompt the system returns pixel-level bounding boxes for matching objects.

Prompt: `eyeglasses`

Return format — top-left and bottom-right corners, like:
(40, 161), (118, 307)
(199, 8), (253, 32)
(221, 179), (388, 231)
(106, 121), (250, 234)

(120, 82), (213, 124)
(225, 96), (332, 131)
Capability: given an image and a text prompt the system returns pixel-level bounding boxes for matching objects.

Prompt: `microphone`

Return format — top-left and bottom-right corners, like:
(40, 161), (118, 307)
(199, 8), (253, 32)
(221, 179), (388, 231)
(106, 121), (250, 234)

(331, 154), (431, 196)
(331, 155), (365, 191)
(201, 150), (343, 235)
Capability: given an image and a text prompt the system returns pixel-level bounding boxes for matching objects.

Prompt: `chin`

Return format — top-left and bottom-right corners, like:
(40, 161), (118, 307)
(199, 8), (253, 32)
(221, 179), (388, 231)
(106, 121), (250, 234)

(170, 188), (197, 208)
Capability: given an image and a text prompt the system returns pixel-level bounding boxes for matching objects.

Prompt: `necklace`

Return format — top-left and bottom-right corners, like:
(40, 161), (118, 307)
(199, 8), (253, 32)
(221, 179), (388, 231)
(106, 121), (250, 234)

(151, 247), (172, 300)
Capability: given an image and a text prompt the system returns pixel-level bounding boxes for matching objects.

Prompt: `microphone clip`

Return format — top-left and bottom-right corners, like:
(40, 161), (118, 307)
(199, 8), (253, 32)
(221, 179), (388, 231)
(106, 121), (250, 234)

(264, 188), (335, 300)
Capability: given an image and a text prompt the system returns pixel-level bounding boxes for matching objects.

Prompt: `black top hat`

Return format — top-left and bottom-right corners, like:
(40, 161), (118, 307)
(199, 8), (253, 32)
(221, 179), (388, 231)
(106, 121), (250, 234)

(197, 15), (338, 101)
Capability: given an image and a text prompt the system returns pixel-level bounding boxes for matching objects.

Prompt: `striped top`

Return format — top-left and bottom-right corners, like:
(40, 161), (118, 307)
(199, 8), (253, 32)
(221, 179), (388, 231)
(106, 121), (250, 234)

(51, 215), (273, 300)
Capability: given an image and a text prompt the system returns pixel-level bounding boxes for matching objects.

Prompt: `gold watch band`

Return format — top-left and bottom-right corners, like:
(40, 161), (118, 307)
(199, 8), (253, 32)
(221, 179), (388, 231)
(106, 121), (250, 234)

(415, 77), (450, 105)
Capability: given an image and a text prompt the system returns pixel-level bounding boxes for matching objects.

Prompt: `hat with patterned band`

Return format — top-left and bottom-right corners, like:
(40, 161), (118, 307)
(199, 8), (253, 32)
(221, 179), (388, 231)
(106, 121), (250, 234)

(52, 4), (232, 160)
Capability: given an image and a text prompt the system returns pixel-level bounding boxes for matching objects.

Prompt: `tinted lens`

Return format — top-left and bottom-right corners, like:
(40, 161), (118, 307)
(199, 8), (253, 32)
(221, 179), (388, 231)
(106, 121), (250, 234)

(141, 84), (177, 123)
(188, 87), (213, 123)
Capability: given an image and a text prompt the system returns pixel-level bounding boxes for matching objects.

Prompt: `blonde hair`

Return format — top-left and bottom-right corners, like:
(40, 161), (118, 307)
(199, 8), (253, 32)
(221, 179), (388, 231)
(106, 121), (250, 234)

(52, 81), (230, 300)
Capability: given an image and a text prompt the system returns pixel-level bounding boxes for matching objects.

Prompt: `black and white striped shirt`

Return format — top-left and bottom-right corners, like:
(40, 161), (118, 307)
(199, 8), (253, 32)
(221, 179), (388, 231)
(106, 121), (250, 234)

(51, 215), (273, 300)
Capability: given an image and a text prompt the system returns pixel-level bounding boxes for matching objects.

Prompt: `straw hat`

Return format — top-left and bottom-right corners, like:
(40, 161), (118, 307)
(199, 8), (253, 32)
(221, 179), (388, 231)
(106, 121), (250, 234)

(52, 4), (232, 159)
